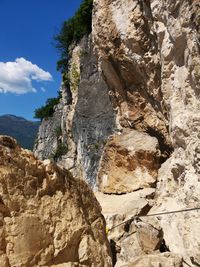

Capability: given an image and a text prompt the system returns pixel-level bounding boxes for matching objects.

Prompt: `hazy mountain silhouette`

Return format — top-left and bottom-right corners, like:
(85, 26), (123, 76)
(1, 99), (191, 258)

(0, 114), (40, 150)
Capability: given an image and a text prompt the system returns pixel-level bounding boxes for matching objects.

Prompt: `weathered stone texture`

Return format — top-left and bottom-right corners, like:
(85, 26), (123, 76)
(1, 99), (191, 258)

(71, 37), (116, 186)
(93, 0), (200, 266)
(34, 103), (63, 161)
(0, 136), (112, 267)
(34, 0), (200, 266)
(34, 37), (115, 187)
(122, 253), (183, 267)
(97, 130), (160, 194)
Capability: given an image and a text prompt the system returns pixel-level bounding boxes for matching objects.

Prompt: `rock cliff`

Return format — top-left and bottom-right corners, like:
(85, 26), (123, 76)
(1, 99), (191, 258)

(34, 0), (200, 266)
(34, 37), (115, 187)
(0, 135), (112, 266)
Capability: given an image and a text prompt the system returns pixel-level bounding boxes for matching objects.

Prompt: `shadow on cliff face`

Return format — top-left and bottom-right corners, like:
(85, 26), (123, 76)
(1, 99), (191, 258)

(71, 38), (116, 188)
(110, 239), (117, 266)
(146, 127), (173, 164)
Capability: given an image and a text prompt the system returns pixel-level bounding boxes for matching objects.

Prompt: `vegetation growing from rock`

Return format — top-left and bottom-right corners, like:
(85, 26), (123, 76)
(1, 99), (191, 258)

(34, 92), (61, 120)
(70, 63), (80, 91)
(55, 0), (93, 72)
(53, 143), (68, 161)
(34, 0), (92, 120)
(54, 125), (62, 138)
(62, 63), (80, 91)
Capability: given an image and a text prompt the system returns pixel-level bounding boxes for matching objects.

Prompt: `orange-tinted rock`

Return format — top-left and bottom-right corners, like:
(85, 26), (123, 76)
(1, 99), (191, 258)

(0, 136), (112, 267)
(97, 130), (160, 194)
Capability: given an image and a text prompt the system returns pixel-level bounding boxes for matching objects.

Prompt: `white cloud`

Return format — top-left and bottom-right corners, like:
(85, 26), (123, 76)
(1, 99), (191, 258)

(0, 57), (53, 94)
(41, 87), (46, 92)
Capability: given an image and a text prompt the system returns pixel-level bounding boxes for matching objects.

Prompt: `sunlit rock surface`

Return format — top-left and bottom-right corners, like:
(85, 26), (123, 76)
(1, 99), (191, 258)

(0, 136), (112, 267)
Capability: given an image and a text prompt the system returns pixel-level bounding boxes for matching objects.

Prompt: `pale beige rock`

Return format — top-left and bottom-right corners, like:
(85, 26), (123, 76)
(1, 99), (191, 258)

(96, 189), (162, 266)
(135, 219), (163, 254)
(0, 255), (10, 267)
(0, 136), (112, 267)
(49, 264), (82, 267)
(122, 253), (183, 267)
(97, 130), (160, 194)
(149, 0), (200, 265)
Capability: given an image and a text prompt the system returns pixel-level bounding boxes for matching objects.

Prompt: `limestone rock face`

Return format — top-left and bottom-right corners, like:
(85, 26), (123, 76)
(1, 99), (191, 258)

(34, 103), (64, 161)
(93, 0), (200, 266)
(34, 36), (115, 187)
(0, 136), (112, 267)
(149, 0), (200, 265)
(93, 0), (171, 155)
(97, 130), (160, 194)
(70, 37), (115, 186)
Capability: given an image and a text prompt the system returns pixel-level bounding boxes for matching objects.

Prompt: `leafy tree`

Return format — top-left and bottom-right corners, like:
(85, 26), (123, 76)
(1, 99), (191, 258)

(54, 0), (93, 72)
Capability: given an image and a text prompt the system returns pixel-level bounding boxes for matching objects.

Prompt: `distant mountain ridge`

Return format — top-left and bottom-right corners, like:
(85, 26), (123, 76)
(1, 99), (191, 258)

(0, 114), (40, 150)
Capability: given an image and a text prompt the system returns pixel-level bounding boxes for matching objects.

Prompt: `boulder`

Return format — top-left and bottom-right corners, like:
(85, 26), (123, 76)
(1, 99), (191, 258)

(0, 136), (112, 267)
(97, 130), (161, 194)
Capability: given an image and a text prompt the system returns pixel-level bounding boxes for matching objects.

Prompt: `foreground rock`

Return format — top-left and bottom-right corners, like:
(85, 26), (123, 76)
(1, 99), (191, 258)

(0, 136), (112, 267)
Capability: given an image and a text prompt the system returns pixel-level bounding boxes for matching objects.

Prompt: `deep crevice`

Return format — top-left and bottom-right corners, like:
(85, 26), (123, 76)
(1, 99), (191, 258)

(146, 126), (173, 164)
(191, 257), (200, 267)
(110, 239), (117, 266)
(63, 83), (73, 105)
(102, 187), (149, 196)
(159, 239), (170, 253)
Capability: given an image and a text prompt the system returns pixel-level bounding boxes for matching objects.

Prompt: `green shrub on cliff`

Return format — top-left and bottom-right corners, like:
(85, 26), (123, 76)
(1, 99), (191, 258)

(53, 143), (68, 161)
(34, 92), (61, 120)
(55, 0), (93, 72)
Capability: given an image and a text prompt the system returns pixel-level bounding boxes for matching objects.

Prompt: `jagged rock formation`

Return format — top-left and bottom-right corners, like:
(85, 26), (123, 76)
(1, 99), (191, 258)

(69, 38), (115, 186)
(34, 0), (200, 266)
(0, 135), (112, 267)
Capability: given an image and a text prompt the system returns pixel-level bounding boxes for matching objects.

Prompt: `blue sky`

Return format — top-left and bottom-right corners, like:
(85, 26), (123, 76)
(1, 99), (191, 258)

(0, 0), (82, 120)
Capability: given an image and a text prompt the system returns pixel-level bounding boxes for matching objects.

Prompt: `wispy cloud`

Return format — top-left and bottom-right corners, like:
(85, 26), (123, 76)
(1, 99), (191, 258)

(41, 87), (46, 92)
(0, 57), (53, 94)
